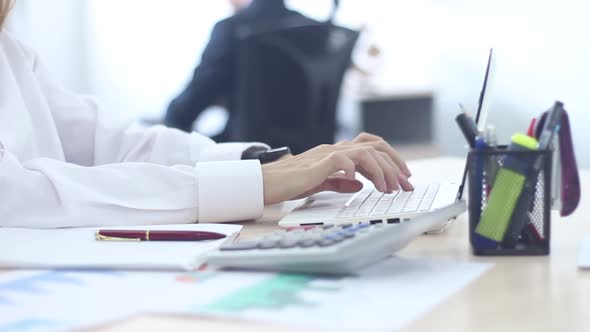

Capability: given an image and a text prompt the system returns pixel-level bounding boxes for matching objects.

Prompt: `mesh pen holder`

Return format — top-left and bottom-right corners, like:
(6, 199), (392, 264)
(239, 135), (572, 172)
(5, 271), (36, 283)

(468, 147), (552, 256)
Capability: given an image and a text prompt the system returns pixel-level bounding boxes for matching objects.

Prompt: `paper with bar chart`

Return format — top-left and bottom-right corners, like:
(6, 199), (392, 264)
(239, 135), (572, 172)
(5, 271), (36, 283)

(175, 257), (492, 331)
(0, 270), (173, 332)
(0, 257), (492, 332)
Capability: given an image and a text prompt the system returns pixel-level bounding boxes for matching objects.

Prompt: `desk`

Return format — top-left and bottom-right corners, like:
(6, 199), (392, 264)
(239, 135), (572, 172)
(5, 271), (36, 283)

(53, 158), (590, 331)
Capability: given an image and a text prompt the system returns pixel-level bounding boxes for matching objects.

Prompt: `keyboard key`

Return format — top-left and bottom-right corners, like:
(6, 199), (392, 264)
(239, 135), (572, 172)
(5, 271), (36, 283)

(402, 204), (420, 213)
(388, 202), (405, 214)
(419, 199), (435, 212)
(339, 210), (357, 219)
(380, 191), (400, 201)
(371, 200), (393, 216)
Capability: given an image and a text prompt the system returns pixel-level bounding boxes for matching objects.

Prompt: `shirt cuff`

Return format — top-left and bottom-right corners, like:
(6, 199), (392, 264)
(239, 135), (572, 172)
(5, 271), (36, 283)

(196, 160), (264, 223)
(196, 141), (270, 162)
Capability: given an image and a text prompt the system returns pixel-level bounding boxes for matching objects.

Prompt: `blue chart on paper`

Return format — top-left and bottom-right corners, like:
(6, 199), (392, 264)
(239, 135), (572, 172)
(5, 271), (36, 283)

(0, 271), (120, 304)
(0, 271), (123, 332)
(0, 272), (84, 303)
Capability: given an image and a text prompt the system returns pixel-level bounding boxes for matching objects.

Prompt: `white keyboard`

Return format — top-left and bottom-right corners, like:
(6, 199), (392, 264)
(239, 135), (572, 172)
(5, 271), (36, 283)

(206, 201), (466, 275)
(337, 184), (440, 220)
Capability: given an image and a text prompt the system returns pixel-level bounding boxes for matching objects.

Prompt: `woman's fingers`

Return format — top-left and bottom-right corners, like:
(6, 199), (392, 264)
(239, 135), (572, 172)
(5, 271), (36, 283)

(261, 138), (415, 205)
(371, 141), (411, 177)
(317, 147), (387, 192)
(290, 177), (364, 200)
(352, 134), (412, 177)
(322, 177), (364, 193)
(376, 151), (401, 192)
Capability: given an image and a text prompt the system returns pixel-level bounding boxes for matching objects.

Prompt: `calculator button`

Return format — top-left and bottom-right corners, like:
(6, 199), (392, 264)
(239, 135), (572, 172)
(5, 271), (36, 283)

(258, 237), (280, 249)
(318, 239), (336, 247)
(339, 231), (355, 239)
(298, 238), (317, 248)
(279, 237), (299, 248)
(325, 234), (343, 242)
(220, 241), (259, 251)
(342, 225), (359, 233)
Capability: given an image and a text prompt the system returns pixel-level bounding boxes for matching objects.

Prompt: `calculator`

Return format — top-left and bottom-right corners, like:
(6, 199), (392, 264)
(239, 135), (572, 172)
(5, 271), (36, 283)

(206, 202), (466, 274)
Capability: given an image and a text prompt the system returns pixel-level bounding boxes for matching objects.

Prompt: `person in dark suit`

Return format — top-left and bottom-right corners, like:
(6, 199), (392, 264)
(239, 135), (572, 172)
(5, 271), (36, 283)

(164, 0), (318, 141)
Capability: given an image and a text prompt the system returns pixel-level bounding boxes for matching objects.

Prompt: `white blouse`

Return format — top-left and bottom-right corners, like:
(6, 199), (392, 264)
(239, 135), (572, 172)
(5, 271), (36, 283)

(0, 31), (266, 228)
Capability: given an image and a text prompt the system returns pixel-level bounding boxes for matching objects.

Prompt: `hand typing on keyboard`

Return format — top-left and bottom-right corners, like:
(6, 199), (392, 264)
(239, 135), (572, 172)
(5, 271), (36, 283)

(261, 133), (414, 205)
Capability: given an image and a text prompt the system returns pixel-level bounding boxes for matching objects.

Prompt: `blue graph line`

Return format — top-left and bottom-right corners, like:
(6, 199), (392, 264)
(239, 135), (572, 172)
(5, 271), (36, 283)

(0, 270), (123, 306)
(0, 319), (61, 332)
(0, 272), (83, 294)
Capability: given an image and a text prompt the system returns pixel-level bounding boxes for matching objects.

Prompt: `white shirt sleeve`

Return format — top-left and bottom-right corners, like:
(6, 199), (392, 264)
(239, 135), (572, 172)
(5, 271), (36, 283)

(0, 44), (267, 228)
(32, 55), (267, 167)
(0, 146), (264, 228)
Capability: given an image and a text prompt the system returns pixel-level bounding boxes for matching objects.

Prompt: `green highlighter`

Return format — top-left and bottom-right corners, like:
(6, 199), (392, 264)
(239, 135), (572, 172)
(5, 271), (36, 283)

(474, 134), (539, 249)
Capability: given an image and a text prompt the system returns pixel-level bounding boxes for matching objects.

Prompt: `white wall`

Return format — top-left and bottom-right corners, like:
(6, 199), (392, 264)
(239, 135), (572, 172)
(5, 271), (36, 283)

(7, 0), (89, 92)
(86, 0), (234, 119)
(431, 0), (590, 166)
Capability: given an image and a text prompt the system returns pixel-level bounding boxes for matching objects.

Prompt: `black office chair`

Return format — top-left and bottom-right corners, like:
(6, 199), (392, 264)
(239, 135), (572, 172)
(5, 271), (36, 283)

(229, 21), (359, 154)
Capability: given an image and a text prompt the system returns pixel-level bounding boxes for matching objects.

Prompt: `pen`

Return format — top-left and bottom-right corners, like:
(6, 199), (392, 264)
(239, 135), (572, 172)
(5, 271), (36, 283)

(484, 126), (498, 189)
(456, 105), (480, 148)
(527, 118), (537, 137)
(469, 136), (487, 229)
(95, 230), (227, 242)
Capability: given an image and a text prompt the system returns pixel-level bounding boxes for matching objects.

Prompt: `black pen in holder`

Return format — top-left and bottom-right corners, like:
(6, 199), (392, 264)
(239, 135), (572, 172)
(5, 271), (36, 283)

(468, 146), (552, 256)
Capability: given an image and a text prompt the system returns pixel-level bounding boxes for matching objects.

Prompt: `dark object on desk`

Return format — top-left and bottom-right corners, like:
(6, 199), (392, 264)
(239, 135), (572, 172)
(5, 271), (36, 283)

(95, 230), (226, 242)
(231, 22), (359, 153)
(468, 145), (552, 255)
(535, 106), (580, 217)
(164, 0), (318, 137)
(501, 101), (565, 249)
(455, 110), (479, 148)
(361, 93), (433, 144)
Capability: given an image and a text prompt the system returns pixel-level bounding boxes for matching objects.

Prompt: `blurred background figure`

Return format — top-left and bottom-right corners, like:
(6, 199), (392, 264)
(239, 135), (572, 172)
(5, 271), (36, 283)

(6, 0), (589, 165)
(164, 0), (319, 143)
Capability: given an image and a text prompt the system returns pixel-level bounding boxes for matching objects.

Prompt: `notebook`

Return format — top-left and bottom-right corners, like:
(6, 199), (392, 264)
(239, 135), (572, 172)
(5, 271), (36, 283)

(0, 224), (241, 271)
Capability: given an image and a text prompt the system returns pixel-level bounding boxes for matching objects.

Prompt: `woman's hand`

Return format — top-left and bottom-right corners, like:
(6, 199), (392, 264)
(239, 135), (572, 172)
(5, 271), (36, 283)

(261, 133), (413, 205)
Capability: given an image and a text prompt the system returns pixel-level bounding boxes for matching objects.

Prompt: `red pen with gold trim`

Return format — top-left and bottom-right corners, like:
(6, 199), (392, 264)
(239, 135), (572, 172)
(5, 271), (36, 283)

(95, 230), (226, 242)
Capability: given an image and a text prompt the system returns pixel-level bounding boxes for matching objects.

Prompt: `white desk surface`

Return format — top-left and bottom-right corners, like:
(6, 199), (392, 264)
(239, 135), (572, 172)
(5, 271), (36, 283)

(15, 157), (590, 332)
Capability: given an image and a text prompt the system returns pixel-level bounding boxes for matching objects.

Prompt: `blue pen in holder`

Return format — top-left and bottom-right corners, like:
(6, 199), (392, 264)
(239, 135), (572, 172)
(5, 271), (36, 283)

(468, 143), (553, 256)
